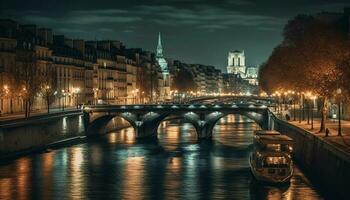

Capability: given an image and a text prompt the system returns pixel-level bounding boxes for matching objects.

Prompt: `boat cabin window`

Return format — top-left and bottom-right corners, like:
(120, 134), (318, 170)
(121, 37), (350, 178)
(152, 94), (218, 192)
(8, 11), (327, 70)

(257, 143), (293, 153)
(263, 156), (288, 168)
(266, 144), (281, 151)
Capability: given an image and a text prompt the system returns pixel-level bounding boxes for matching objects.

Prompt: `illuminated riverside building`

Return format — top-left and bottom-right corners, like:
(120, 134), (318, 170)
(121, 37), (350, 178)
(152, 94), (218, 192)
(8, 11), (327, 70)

(0, 19), (144, 114)
(0, 19), (224, 114)
(189, 64), (222, 94)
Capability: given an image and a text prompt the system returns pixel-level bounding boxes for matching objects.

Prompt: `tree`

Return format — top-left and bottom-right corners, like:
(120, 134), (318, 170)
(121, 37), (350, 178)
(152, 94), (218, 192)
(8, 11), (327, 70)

(14, 48), (42, 118)
(172, 67), (196, 93)
(259, 15), (350, 132)
(40, 63), (57, 113)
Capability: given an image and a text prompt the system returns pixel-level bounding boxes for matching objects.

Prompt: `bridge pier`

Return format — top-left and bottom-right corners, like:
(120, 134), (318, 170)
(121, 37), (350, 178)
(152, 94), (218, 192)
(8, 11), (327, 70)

(134, 123), (158, 139)
(196, 123), (213, 139)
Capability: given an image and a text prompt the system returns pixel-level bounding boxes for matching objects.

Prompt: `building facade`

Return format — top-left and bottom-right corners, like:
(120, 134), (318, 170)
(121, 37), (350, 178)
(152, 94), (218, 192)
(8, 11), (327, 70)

(226, 50), (258, 85)
(0, 19), (143, 115)
(227, 50), (246, 75)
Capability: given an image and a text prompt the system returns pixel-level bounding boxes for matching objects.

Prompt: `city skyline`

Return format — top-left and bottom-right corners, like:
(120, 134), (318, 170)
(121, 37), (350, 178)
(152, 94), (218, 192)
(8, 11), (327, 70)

(1, 2), (350, 199)
(2, 0), (350, 70)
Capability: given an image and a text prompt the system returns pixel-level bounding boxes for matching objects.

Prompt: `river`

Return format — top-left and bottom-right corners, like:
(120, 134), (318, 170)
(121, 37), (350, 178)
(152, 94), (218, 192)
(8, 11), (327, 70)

(0, 114), (324, 199)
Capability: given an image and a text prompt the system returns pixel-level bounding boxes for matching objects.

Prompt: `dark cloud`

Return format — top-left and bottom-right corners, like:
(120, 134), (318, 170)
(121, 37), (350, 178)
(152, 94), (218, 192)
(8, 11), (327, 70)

(0, 0), (350, 70)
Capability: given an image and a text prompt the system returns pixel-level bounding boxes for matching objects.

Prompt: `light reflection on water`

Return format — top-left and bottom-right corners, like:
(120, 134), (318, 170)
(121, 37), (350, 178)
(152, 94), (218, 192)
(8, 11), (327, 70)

(0, 115), (323, 200)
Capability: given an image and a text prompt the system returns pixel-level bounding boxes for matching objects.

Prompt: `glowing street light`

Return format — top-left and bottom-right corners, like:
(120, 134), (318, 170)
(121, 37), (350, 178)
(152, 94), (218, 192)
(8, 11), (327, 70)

(73, 87), (81, 109)
(337, 88), (342, 136)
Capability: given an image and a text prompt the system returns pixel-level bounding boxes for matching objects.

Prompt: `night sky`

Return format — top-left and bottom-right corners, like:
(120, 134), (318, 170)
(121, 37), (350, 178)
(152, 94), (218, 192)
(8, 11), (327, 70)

(1, 0), (350, 71)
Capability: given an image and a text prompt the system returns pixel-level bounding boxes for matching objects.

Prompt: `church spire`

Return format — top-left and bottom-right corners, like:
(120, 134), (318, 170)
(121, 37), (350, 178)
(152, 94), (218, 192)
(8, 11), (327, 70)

(156, 32), (163, 57)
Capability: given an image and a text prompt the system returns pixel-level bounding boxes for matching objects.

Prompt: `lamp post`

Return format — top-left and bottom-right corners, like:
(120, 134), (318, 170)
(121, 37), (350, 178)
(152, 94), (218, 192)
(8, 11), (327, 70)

(141, 91), (144, 104)
(298, 92), (302, 123)
(337, 88), (342, 136)
(3, 85), (12, 114)
(278, 93), (281, 115)
(293, 94), (296, 121)
(74, 87), (80, 109)
(53, 90), (58, 110)
(306, 92), (311, 125)
(61, 90), (66, 111)
(311, 95), (316, 130)
(93, 88), (98, 105)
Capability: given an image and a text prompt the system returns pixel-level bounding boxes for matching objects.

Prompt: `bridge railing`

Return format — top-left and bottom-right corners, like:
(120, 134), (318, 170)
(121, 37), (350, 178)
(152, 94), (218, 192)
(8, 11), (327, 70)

(83, 103), (270, 112)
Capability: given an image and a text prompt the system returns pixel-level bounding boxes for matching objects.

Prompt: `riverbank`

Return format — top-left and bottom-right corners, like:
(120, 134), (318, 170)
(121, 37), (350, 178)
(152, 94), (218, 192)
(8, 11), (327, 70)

(271, 112), (350, 199)
(0, 111), (131, 161)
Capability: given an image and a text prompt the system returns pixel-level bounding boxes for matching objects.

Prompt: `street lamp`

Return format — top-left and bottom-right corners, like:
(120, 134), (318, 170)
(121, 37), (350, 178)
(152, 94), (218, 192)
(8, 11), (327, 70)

(311, 95), (317, 130)
(93, 88), (99, 105)
(141, 91), (145, 104)
(61, 89), (66, 111)
(3, 85), (13, 114)
(337, 88), (342, 136)
(73, 87), (80, 109)
(292, 92), (296, 121)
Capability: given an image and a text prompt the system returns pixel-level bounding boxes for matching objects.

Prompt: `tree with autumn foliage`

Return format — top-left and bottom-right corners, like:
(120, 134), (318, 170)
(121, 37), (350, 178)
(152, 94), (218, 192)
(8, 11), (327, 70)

(259, 14), (350, 132)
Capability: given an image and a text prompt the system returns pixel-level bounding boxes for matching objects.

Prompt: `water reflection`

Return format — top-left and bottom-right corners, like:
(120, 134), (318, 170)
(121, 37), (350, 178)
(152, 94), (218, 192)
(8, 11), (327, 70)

(0, 114), (323, 200)
(108, 127), (135, 145)
(121, 157), (145, 200)
(68, 147), (86, 200)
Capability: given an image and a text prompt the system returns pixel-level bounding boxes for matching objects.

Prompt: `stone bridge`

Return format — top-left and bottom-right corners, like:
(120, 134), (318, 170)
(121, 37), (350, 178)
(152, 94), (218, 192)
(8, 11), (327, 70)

(188, 95), (275, 104)
(83, 102), (273, 140)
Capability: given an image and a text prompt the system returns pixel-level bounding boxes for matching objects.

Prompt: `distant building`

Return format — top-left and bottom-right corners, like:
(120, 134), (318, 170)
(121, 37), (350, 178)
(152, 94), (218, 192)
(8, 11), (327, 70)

(156, 32), (169, 75)
(227, 50), (245, 75)
(226, 50), (258, 85)
(155, 32), (171, 100)
(245, 65), (259, 85)
(189, 64), (222, 94)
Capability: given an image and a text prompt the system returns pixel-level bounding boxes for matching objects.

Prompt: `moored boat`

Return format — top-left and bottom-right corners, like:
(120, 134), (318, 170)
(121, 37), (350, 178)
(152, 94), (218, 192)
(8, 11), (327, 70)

(250, 131), (294, 184)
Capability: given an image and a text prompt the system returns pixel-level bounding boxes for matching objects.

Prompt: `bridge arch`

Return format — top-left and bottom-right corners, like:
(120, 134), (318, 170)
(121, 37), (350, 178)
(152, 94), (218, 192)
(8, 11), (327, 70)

(85, 112), (138, 136)
(140, 111), (202, 138)
(196, 110), (268, 139)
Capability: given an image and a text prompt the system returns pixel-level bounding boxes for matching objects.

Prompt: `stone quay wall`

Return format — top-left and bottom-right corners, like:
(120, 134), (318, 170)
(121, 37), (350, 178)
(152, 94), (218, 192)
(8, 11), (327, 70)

(271, 113), (350, 199)
(0, 112), (130, 160)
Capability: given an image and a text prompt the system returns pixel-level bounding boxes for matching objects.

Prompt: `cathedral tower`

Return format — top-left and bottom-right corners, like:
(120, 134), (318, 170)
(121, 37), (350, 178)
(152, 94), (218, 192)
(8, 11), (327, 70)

(156, 32), (169, 75)
(227, 50), (246, 77)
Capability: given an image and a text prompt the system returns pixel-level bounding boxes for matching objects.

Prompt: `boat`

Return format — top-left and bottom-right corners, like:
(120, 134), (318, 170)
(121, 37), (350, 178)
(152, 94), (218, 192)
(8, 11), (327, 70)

(249, 130), (294, 184)
(254, 130), (281, 136)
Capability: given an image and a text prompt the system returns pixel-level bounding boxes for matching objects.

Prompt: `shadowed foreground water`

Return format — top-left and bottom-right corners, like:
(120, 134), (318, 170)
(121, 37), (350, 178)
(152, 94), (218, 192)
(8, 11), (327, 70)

(0, 115), (323, 199)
